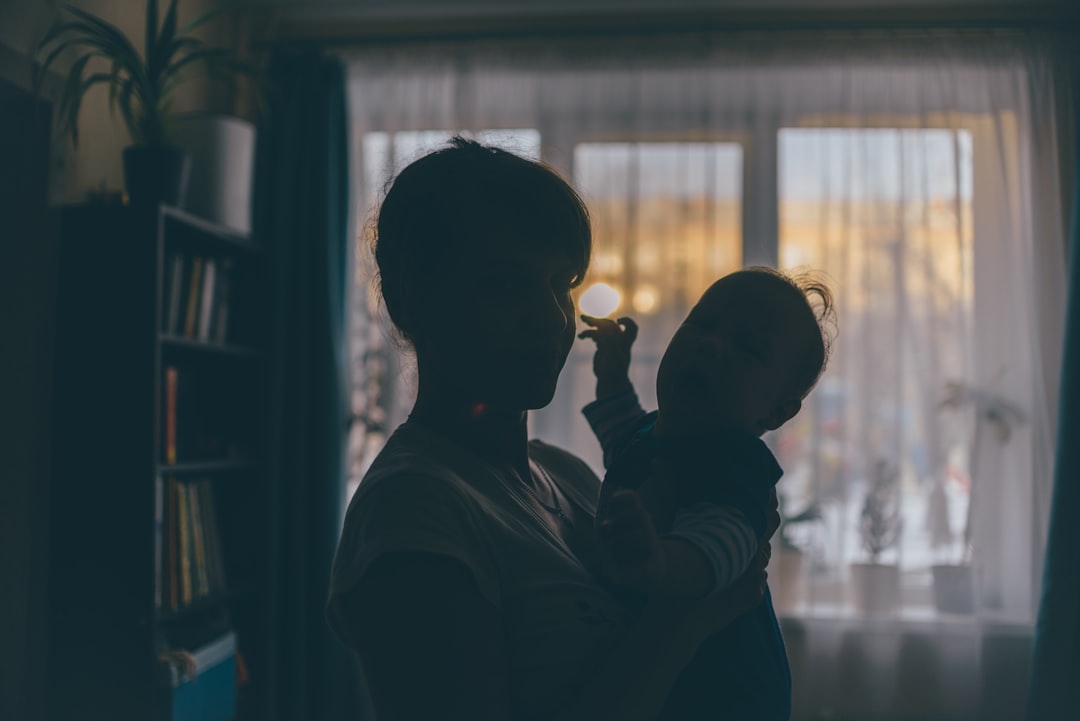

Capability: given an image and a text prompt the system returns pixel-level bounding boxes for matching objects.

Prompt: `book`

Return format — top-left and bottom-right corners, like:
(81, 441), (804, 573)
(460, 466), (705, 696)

(177, 481), (193, 606)
(183, 256), (203, 338)
(167, 631), (237, 721)
(197, 259), (217, 342)
(188, 481), (210, 599)
(154, 475), (164, 609)
(211, 260), (233, 344)
(164, 366), (178, 464)
(167, 477), (180, 612)
(164, 251), (186, 335)
(197, 479), (227, 594)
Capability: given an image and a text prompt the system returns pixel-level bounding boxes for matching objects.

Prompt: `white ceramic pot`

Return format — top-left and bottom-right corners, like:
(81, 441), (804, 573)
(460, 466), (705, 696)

(850, 562), (901, 616)
(171, 113), (255, 233)
(768, 548), (805, 615)
(931, 563), (976, 615)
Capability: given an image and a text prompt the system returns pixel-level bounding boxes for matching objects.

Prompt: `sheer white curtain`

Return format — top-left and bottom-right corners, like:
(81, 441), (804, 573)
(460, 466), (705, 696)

(343, 30), (1069, 721)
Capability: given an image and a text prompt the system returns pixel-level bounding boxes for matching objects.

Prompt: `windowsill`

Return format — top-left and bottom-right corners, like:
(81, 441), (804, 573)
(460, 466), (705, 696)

(778, 603), (1034, 633)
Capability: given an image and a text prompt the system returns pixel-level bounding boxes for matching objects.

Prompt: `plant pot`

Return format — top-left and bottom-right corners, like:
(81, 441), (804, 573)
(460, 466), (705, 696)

(122, 145), (191, 207)
(171, 113), (255, 232)
(767, 548), (805, 615)
(931, 563), (976, 615)
(849, 562), (900, 616)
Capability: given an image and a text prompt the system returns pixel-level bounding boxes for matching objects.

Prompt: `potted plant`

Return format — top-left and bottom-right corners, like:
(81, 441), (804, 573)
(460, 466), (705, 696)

(930, 379), (1027, 614)
(850, 459), (903, 615)
(34, 0), (260, 207)
(768, 494), (822, 614)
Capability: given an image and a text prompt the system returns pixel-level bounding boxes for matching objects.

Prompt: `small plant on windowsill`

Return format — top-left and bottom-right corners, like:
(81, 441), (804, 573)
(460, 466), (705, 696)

(928, 377), (1027, 614)
(34, 0), (262, 207)
(850, 459), (903, 615)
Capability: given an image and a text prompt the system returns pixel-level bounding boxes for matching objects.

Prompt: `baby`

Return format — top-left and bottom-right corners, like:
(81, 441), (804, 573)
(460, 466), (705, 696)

(579, 266), (834, 721)
(581, 266), (834, 601)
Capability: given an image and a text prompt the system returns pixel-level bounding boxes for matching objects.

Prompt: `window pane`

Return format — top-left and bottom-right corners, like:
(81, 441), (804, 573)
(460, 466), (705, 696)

(775, 127), (975, 617)
(530, 142), (743, 472)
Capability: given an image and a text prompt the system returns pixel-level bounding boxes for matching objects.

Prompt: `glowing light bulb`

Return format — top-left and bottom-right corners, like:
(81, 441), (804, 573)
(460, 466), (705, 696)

(633, 286), (658, 314)
(578, 282), (621, 317)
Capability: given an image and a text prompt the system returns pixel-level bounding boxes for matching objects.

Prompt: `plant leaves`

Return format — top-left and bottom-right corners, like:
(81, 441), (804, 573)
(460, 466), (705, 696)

(158, 46), (232, 94)
(177, 7), (226, 36)
(64, 5), (144, 81)
(145, 0), (158, 76)
(118, 75), (143, 144)
(151, 0), (179, 82)
(58, 52), (93, 146)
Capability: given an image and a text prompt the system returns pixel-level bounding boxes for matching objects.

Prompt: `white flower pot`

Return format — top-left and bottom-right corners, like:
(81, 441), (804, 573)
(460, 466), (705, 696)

(931, 563), (976, 615)
(850, 562), (900, 616)
(171, 113), (255, 232)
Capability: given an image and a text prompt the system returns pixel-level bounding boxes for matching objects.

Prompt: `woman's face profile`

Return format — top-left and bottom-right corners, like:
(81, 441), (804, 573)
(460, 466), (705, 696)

(417, 230), (581, 413)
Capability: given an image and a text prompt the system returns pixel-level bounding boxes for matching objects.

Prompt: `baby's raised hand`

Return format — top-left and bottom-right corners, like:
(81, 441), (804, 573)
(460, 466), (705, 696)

(598, 489), (667, 594)
(578, 314), (638, 398)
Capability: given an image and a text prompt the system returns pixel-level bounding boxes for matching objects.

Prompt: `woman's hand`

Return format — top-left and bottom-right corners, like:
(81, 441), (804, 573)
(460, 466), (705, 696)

(578, 314), (637, 399)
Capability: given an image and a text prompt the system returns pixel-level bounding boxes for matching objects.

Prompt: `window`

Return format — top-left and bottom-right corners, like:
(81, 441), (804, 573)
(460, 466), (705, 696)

(344, 43), (1061, 625)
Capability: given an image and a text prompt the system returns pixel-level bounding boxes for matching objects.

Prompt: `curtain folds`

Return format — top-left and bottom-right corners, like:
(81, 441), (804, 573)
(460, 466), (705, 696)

(1026, 69), (1080, 721)
(252, 52), (362, 721)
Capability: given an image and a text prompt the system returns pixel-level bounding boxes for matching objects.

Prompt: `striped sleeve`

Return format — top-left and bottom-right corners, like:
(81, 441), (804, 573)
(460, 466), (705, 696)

(581, 389), (649, 470)
(662, 501), (760, 594)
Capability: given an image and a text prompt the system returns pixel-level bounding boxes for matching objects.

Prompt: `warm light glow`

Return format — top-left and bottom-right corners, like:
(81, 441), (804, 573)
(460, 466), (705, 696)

(633, 286), (659, 314)
(578, 283), (621, 317)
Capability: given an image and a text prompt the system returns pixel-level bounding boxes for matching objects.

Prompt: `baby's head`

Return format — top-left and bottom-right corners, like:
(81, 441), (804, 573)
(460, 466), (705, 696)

(654, 267), (835, 438)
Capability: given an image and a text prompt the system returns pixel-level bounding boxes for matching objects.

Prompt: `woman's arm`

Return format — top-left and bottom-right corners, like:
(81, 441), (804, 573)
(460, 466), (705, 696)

(332, 550), (766, 721)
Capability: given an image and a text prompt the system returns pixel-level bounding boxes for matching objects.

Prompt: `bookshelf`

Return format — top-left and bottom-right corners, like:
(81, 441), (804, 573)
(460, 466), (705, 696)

(46, 204), (270, 721)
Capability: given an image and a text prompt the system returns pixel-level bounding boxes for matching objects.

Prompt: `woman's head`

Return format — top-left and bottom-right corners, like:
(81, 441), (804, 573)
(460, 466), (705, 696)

(374, 137), (592, 411)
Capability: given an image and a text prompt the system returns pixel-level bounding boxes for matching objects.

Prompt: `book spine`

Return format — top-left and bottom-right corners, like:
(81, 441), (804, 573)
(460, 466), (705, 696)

(178, 481), (192, 606)
(212, 261), (232, 344)
(183, 256), (203, 339)
(189, 481), (210, 599)
(167, 477), (179, 612)
(165, 251), (185, 335)
(165, 366), (178, 464)
(199, 479), (225, 594)
(154, 474), (163, 609)
(197, 259), (217, 342)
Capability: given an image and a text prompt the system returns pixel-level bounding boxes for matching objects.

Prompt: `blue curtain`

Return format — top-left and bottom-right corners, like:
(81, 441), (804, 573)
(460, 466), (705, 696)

(1027, 77), (1080, 719)
(250, 52), (364, 721)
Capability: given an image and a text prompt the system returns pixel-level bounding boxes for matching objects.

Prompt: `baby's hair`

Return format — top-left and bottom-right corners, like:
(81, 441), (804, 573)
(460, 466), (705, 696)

(736, 266), (838, 398)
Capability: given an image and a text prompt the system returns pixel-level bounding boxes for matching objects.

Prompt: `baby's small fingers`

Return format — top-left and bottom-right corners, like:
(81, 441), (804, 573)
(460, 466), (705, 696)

(578, 330), (599, 340)
(616, 316), (639, 343)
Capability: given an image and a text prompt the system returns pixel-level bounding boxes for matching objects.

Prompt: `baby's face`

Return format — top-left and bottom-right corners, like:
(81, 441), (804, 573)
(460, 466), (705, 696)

(655, 278), (816, 437)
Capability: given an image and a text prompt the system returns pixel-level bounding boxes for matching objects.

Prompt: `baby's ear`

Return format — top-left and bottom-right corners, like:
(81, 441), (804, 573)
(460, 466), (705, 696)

(762, 398), (802, 432)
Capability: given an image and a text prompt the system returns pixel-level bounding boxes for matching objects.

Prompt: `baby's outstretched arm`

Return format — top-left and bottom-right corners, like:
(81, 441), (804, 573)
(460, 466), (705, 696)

(579, 314), (638, 400)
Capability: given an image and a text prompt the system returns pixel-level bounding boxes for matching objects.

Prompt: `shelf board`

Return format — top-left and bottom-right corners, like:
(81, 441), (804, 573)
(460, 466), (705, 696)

(160, 334), (261, 359)
(160, 205), (260, 254)
(159, 459), (259, 476)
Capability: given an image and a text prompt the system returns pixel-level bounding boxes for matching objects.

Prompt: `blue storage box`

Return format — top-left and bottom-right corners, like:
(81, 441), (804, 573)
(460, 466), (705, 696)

(168, 631), (237, 721)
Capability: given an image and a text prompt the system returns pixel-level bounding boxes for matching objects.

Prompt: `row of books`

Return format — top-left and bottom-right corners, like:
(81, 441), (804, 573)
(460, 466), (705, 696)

(156, 477), (229, 613)
(163, 250), (234, 343)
